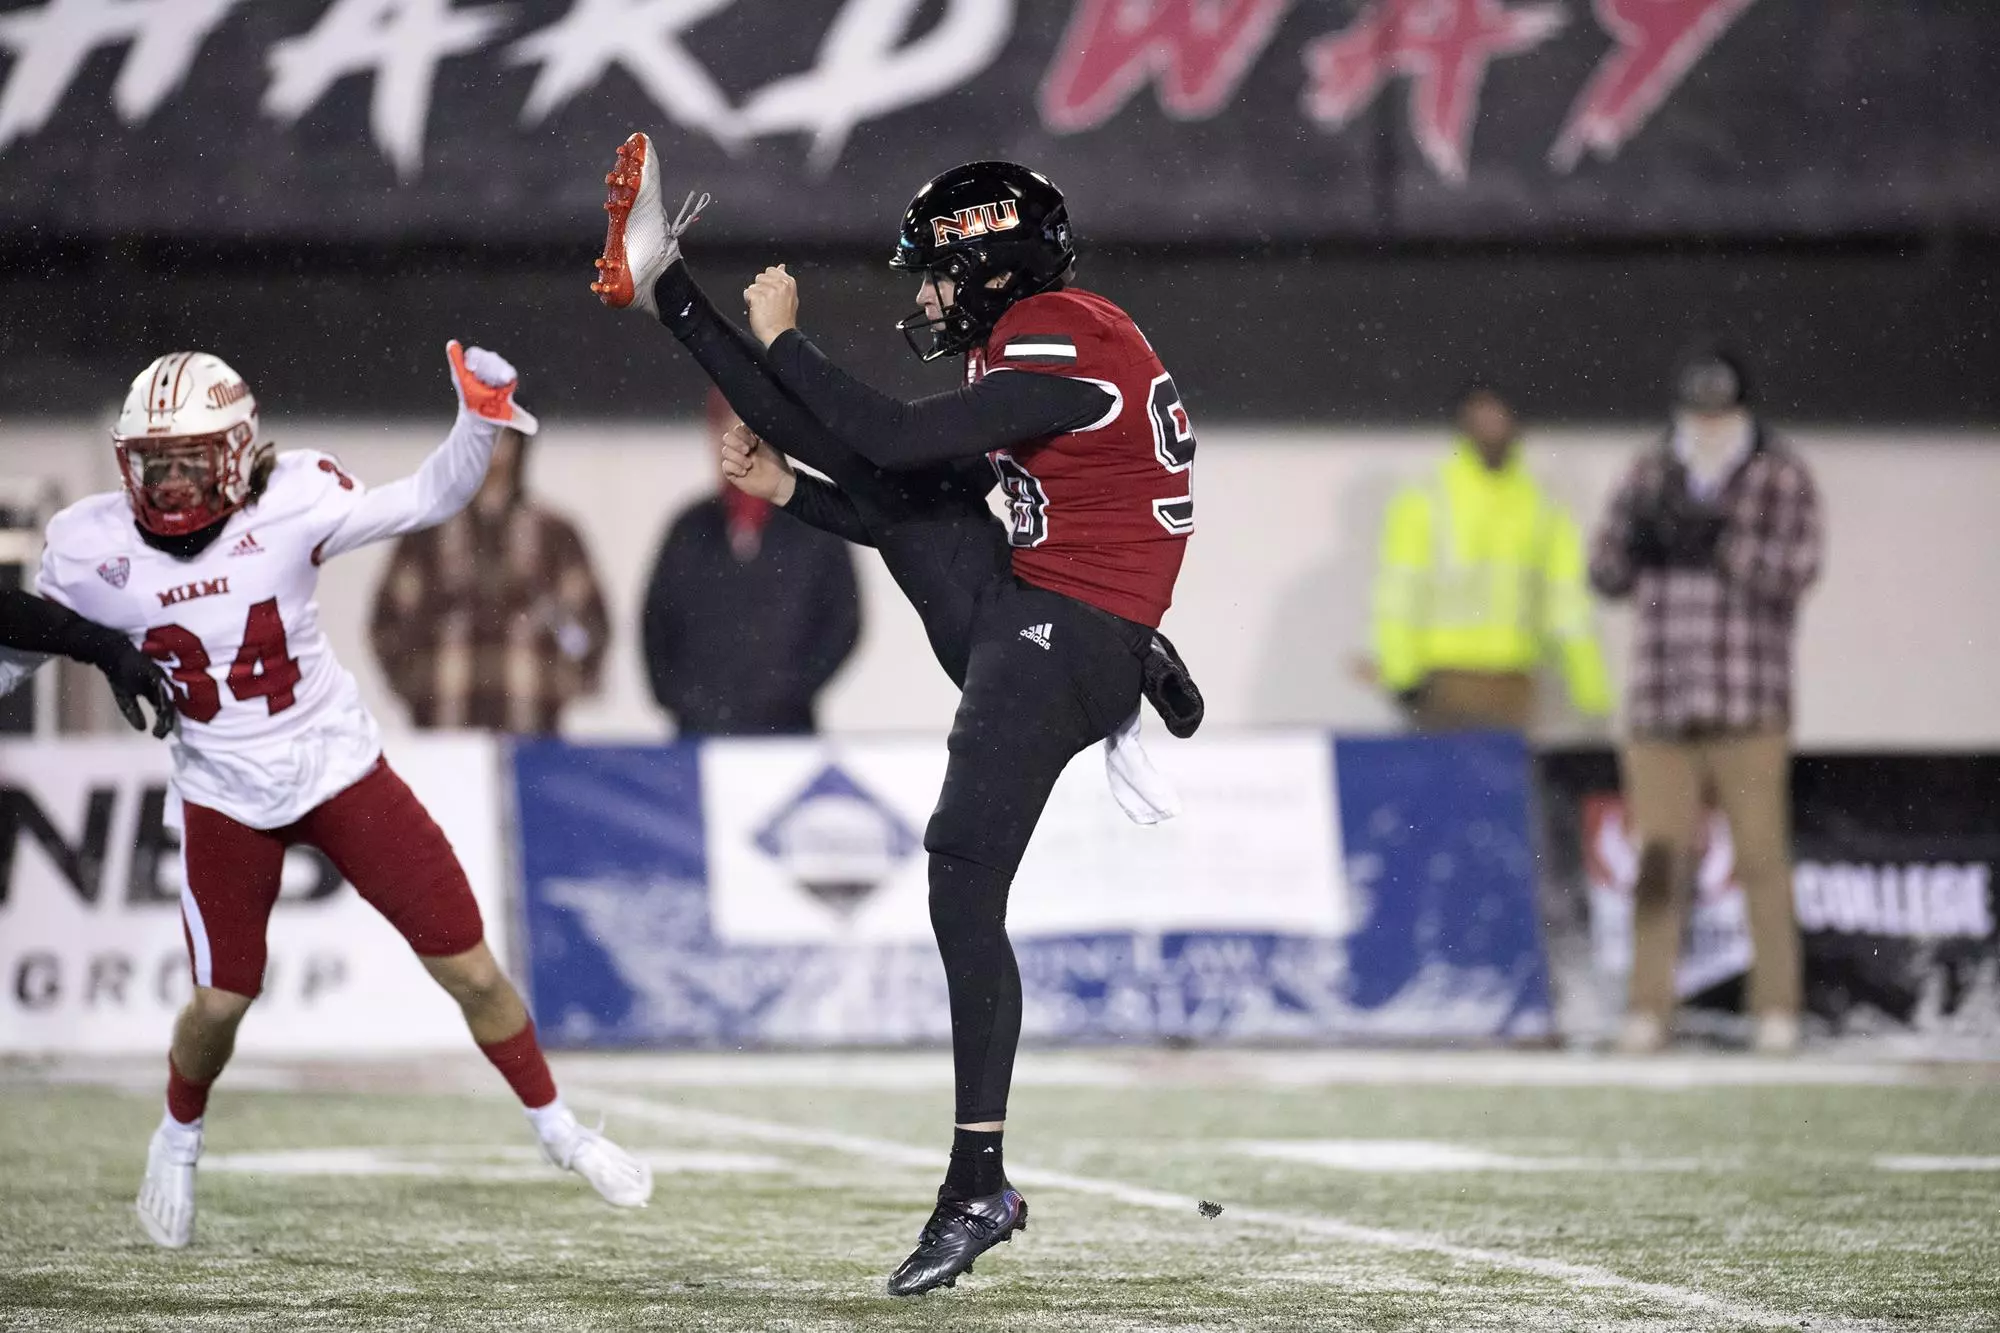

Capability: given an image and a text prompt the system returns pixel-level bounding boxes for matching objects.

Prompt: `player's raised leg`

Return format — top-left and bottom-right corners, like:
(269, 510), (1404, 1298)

(593, 133), (1010, 689)
(590, 133), (881, 490)
(139, 803), (287, 1248)
(298, 762), (653, 1208)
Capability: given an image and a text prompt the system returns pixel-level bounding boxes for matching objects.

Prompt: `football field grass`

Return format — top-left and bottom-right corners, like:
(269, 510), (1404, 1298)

(1, 1049), (1996, 1331)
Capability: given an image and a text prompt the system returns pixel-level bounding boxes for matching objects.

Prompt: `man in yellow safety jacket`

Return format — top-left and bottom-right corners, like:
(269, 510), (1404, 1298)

(1372, 386), (1611, 732)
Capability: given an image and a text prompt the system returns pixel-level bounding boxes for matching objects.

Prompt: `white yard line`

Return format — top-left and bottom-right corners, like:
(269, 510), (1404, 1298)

(558, 1047), (1976, 1091)
(1228, 1139), (1705, 1173)
(578, 1088), (1874, 1332)
(9, 1047), (1982, 1096)
(1874, 1155), (2000, 1172)
(204, 1144), (787, 1179)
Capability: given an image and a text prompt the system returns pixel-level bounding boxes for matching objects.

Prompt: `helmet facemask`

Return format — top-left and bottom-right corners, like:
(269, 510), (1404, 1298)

(894, 250), (990, 362)
(893, 238), (1071, 363)
(115, 423), (261, 536)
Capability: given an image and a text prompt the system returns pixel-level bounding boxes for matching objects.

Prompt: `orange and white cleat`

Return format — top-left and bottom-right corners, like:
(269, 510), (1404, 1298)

(591, 131), (709, 319)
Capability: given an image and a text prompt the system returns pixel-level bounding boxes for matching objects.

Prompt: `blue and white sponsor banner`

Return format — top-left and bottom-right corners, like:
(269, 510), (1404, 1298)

(513, 730), (1550, 1047)
(0, 735), (509, 1056)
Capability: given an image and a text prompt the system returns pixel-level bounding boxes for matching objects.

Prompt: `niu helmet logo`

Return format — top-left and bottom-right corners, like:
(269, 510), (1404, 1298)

(206, 379), (250, 410)
(931, 199), (1020, 247)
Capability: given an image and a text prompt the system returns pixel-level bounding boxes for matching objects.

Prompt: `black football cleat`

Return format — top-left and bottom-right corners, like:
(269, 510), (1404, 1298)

(885, 1188), (1029, 1297)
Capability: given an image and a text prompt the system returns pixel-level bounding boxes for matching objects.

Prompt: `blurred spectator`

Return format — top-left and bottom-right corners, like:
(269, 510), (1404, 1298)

(369, 427), (608, 732)
(1589, 350), (1823, 1055)
(640, 394), (860, 736)
(1372, 385), (1609, 732)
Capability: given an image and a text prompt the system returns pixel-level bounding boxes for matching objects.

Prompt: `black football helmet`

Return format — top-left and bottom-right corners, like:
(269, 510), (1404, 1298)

(889, 161), (1076, 361)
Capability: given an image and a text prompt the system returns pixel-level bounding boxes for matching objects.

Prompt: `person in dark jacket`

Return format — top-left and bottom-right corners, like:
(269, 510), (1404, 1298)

(639, 395), (861, 735)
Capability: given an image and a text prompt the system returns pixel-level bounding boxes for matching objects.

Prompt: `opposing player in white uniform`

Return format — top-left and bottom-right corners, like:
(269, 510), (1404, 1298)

(32, 343), (653, 1248)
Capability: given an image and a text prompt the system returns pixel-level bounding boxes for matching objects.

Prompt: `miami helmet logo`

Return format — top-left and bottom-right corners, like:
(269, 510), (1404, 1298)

(206, 379), (251, 410)
(930, 199), (1020, 247)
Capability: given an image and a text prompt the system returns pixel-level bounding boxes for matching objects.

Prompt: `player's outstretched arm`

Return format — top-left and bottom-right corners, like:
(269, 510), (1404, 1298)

(0, 588), (175, 736)
(745, 266), (1112, 470)
(720, 424), (875, 549)
(315, 343), (537, 564)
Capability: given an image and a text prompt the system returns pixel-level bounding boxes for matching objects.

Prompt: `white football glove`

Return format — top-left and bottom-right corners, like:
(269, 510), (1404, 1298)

(447, 340), (539, 435)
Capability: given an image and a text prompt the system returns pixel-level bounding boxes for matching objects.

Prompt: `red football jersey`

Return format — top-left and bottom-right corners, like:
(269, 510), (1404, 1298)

(967, 288), (1193, 628)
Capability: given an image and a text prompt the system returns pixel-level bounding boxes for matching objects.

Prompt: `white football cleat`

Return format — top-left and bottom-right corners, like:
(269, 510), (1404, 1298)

(1752, 1011), (1802, 1055)
(591, 131), (709, 318)
(137, 1118), (202, 1249)
(1613, 1011), (1667, 1055)
(540, 1111), (654, 1209)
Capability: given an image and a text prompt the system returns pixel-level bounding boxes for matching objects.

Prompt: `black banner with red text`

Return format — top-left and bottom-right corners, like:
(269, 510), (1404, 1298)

(0, 0), (1992, 245)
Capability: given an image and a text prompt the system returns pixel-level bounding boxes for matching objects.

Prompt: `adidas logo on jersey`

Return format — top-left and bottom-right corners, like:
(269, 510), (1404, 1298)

(1019, 622), (1054, 651)
(228, 531), (264, 557)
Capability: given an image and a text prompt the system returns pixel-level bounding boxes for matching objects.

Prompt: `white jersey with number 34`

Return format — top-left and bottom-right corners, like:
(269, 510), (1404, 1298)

(39, 418), (500, 828)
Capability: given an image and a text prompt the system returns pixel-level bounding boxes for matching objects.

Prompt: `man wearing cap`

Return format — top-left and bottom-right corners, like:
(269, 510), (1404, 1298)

(1588, 350), (1824, 1054)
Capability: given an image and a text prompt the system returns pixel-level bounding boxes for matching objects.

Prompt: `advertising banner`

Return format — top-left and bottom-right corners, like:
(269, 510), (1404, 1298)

(513, 729), (1551, 1046)
(0, 735), (509, 1055)
(0, 2), (1992, 244)
(1567, 754), (2000, 1035)
(1583, 797), (1753, 1001)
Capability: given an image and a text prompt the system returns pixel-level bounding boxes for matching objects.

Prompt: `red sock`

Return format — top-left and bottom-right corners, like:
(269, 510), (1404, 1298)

(166, 1056), (212, 1125)
(479, 1020), (558, 1110)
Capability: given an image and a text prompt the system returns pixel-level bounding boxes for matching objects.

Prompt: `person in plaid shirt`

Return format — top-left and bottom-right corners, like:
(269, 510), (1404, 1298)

(1589, 350), (1823, 1054)
(369, 428), (610, 733)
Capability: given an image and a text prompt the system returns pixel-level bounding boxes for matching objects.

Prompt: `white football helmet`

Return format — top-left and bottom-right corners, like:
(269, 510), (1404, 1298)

(112, 352), (270, 536)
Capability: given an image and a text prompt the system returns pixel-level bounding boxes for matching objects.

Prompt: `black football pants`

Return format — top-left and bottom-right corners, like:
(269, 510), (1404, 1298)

(926, 578), (1144, 1122)
(655, 265), (1144, 1124)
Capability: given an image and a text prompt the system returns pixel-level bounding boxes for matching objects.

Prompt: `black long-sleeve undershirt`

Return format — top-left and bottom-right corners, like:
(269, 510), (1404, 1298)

(784, 472), (874, 547)
(0, 588), (121, 663)
(658, 264), (877, 493)
(764, 329), (1114, 470)
(654, 260), (997, 543)
(649, 261), (1018, 687)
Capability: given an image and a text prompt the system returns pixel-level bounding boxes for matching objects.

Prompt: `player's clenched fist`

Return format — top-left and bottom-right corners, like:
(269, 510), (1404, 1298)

(743, 265), (799, 348)
(719, 421), (796, 506)
(446, 340), (540, 435)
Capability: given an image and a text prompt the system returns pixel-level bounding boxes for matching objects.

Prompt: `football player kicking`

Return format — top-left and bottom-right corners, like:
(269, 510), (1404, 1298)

(22, 344), (652, 1249)
(592, 133), (1200, 1295)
